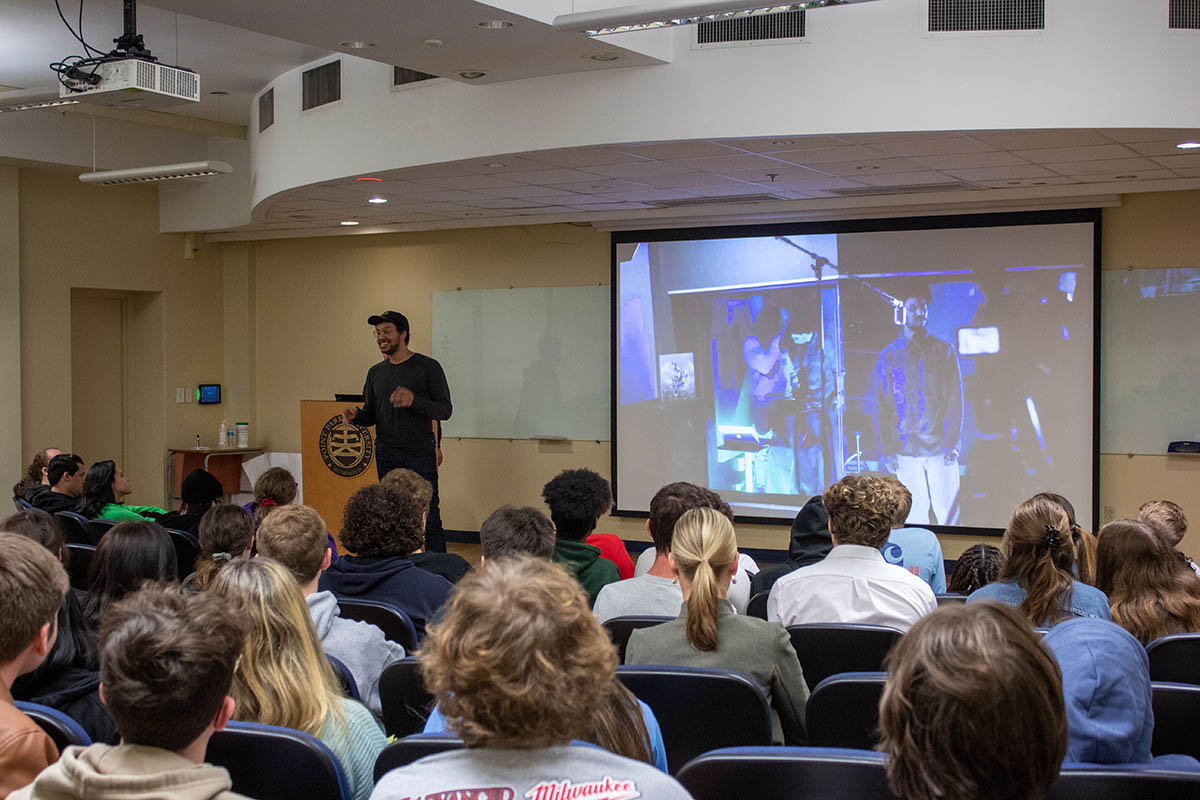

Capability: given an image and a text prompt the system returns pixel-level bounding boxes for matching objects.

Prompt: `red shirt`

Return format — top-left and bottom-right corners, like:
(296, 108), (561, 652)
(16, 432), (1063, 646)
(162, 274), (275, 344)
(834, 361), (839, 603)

(586, 533), (635, 580)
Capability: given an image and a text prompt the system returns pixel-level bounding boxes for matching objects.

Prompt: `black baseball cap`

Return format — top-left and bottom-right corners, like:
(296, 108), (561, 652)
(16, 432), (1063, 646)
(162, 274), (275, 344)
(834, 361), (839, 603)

(367, 311), (409, 333)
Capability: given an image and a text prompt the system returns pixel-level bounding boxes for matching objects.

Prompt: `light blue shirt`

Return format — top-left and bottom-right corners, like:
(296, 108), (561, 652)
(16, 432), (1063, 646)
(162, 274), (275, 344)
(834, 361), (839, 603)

(422, 700), (669, 773)
(882, 527), (946, 594)
(966, 579), (1112, 624)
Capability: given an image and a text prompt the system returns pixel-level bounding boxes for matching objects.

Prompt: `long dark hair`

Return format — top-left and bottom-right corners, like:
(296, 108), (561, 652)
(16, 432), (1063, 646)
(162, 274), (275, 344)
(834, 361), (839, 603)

(77, 461), (118, 519)
(193, 505), (256, 590)
(84, 521), (177, 625)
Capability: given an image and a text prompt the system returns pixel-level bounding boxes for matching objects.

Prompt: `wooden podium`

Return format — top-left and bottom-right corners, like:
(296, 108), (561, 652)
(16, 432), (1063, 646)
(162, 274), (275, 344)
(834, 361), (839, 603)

(300, 401), (377, 554)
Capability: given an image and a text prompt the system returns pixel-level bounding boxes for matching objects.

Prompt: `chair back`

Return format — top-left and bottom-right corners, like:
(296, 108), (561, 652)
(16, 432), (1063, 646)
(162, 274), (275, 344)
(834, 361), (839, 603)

(328, 655), (361, 702)
(373, 734), (465, 783)
(54, 511), (92, 545)
(85, 518), (116, 544)
(15, 701), (92, 751)
(1047, 767), (1200, 799)
(675, 746), (895, 800)
(337, 598), (418, 653)
(207, 720), (352, 800)
(934, 593), (967, 606)
(379, 657), (434, 738)
(806, 672), (887, 750)
(746, 591), (769, 620)
(617, 665), (773, 774)
(1151, 682), (1200, 761)
(65, 543), (96, 591)
(14, 497), (34, 512)
(601, 615), (672, 663)
(164, 528), (200, 580)
(786, 624), (903, 691)
(1146, 633), (1200, 684)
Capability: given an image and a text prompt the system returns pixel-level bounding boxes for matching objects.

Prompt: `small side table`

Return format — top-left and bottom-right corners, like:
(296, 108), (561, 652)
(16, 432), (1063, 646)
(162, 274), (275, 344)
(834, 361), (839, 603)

(167, 448), (265, 501)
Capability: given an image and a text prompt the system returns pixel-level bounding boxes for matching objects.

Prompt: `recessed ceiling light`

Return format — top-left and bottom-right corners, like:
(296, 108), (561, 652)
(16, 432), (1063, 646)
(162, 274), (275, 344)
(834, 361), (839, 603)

(424, 39), (443, 47)
(340, 40), (375, 48)
(477, 20), (514, 29)
(589, 52), (621, 61)
(458, 70), (487, 80)
(356, 177), (382, 182)
(1176, 142), (1200, 149)
(368, 197), (388, 204)
(340, 220), (360, 226)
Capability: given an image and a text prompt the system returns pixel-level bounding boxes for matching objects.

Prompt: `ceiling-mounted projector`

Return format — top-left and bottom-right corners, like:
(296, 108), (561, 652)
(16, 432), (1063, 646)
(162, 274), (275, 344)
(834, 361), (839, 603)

(59, 59), (199, 108)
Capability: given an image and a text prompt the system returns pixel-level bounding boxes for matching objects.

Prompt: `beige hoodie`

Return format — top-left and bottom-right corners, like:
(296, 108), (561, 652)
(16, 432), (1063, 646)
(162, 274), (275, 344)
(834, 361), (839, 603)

(9, 744), (249, 800)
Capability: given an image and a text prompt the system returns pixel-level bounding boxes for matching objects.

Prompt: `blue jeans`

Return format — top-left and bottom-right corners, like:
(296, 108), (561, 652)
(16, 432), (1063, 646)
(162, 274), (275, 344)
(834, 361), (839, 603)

(376, 447), (445, 553)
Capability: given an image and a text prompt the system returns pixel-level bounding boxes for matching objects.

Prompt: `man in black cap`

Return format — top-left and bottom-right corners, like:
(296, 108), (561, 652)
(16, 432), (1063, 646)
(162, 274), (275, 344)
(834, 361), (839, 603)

(157, 469), (225, 535)
(342, 310), (452, 552)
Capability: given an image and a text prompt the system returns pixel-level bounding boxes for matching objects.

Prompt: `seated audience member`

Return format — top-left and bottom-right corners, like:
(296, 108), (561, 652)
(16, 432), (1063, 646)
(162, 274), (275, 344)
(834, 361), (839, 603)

(27, 454), (86, 515)
(11, 586), (250, 800)
(1035, 491), (1099, 585)
(75, 461), (165, 522)
(881, 476), (946, 593)
(1043, 617), (1200, 771)
(3, 513), (115, 745)
(597, 482), (739, 621)
(256, 505), (405, 719)
(967, 496), (1111, 625)
(186, 505), (256, 592)
(319, 484), (451, 640)
(12, 448), (61, 502)
(0, 533), (69, 796)
(749, 495), (832, 597)
(878, 602), (1067, 800)
(247, 467), (297, 529)
(542, 468), (623, 603)
(1094, 519), (1200, 644)
(373, 556), (690, 799)
(769, 475), (937, 631)
(1139, 499), (1200, 577)
(83, 521), (177, 626)
(946, 544), (1004, 596)
(625, 508), (808, 744)
(210, 558), (386, 800)
(157, 469), (225, 535)
(478, 505), (556, 561)
(380, 469), (471, 583)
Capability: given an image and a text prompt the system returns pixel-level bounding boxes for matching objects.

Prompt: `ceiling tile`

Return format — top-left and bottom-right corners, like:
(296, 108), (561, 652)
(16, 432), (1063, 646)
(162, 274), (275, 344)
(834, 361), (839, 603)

(569, 201), (662, 211)
(503, 168), (612, 185)
(616, 141), (744, 160)
(666, 153), (798, 174)
(530, 148), (651, 168)
(579, 160), (696, 179)
(679, 183), (783, 197)
(461, 156), (560, 174)
(1098, 129), (1200, 143)
(1074, 169), (1180, 183)
(585, 189), (704, 203)
(411, 189), (489, 203)
(637, 172), (744, 189)
(769, 145), (891, 165)
(1150, 153), (1200, 169)
(1173, 168), (1200, 178)
(474, 185), (583, 199)
(462, 198), (546, 209)
(909, 151), (1030, 170)
(836, 131), (967, 145)
(942, 164), (1059, 181)
(979, 177), (1077, 187)
(1014, 143), (1140, 163)
(1044, 157), (1161, 175)
(870, 136), (1000, 157)
(1127, 140), (1200, 157)
(806, 158), (929, 177)
(855, 171), (971, 187)
(716, 135), (853, 153)
(969, 130), (1114, 150)
(760, 177), (868, 192)
(413, 175), (525, 190)
(718, 166), (838, 184)
(553, 178), (651, 193)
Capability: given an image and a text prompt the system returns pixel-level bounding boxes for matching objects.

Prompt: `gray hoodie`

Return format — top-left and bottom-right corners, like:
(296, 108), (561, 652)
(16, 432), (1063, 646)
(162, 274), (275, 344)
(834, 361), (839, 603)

(10, 744), (248, 800)
(308, 590), (406, 719)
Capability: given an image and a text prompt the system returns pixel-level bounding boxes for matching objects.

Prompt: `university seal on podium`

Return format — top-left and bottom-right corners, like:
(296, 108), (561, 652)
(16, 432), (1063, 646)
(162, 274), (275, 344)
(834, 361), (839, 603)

(318, 415), (374, 477)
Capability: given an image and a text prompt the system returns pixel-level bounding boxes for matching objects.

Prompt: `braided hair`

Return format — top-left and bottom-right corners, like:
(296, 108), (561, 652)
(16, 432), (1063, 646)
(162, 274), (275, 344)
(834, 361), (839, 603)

(948, 544), (1005, 595)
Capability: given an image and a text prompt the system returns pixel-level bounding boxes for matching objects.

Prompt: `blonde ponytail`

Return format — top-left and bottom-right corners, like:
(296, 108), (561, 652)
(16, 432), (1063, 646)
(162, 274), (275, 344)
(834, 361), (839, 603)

(672, 507), (737, 651)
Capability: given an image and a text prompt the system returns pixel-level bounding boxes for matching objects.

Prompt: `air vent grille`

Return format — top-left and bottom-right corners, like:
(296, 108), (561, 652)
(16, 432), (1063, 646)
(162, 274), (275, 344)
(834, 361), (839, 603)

(258, 88), (274, 133)
(1170, 0), (1200, 29)
(302, 60), (341, 110)
(698, 9), (804, 42)
(829, 182), (980, 197)
(929, 0), (1044, 32)
(136, 60), (155, 90)
(394, 66), (438, 86)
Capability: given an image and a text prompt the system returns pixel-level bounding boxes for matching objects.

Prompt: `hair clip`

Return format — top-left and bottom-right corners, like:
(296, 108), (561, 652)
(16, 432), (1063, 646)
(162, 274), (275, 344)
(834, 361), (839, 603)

(1041, 524), (1060, 556)
(212, 552), (233, 562)
(260, 498), (276, 507)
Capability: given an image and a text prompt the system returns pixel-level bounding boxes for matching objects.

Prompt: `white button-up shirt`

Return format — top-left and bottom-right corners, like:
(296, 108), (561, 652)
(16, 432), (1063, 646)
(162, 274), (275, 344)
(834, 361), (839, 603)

(767, 544), (938, 632)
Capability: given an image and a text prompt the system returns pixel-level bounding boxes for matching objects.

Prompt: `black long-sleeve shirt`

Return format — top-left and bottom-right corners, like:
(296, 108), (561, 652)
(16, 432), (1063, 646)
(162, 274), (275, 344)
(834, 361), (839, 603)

(354, 353), (452, 453)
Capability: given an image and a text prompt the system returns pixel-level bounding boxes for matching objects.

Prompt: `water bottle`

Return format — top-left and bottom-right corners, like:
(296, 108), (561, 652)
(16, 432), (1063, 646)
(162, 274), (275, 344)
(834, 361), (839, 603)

(218, 420), (227, 449)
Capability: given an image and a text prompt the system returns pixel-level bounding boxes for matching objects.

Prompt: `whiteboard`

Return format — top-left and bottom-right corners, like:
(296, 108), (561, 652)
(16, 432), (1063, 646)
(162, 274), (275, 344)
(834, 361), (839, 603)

(433, 286), (610, 440)
(1101, 268), (1200, 454)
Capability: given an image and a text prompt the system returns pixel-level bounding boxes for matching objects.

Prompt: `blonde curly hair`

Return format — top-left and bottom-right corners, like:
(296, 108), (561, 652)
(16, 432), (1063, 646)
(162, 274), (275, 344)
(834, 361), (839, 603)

(823, 474), (898, 548)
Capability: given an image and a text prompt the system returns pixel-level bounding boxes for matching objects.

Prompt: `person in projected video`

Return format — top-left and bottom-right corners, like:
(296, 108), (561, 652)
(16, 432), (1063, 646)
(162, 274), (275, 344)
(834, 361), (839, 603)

(742, 304), (797, 494)
(874, 295), (963, 525)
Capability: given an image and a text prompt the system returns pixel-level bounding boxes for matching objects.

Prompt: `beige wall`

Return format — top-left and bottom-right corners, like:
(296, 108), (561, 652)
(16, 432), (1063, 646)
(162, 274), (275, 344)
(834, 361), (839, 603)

(70, 293), (125, 466)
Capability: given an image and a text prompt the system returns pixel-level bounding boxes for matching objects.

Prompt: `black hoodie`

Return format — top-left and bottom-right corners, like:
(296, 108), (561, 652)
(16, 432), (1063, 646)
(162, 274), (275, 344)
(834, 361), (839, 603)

(751, 495), (833, 597)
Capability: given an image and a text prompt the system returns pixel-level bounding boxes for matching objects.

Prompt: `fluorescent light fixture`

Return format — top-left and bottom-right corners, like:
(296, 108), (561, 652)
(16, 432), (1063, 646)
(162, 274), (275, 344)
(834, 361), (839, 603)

(78, 160), (233, 185)
(1177, 142), (1200, 150)
(340, 220), (360, 226)
(368, 197), (388, 204)
(554, 0), (878, 35)
(0, 98), (80, 113)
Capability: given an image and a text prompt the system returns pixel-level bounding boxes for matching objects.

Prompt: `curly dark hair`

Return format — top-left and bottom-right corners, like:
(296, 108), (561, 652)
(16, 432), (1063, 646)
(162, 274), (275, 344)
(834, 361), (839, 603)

(340, 483), (425, 556)
(541, 468), (612, 541)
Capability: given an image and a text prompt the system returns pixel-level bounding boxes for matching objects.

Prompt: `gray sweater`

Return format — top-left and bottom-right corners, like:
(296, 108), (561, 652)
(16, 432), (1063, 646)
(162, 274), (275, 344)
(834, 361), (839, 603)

(308, 591), (406, 718)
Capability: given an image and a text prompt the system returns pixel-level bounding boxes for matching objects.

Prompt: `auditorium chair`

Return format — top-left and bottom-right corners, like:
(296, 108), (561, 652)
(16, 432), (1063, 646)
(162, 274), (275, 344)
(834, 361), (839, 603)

(337, 598), (418, 653)
(1048, 767), (1200, 799)
(54, 511), (91, 545)
(207, 720), (351, 800)
(16, 701), (92, 750)
(65, 543), (95, 591)
(616, 665), (773, 774)
(13, 497), (33, 512)
(373, 734), (465, 782)
(675, 746), (896, 800)
(934, 593), (967, 606)
(805, 672), (887, 751)
(327, 655), (360, 702)
(1151, 682), (1200, 761)
(601, 615), (672, 663)
(786, 624), (903, 691)
(164, 528), (200, 579)
(746, 591), (769, 620)
(378, 657), (434, 738)
(1146, 633), (1200, 684)
(85, 517), (116, 544)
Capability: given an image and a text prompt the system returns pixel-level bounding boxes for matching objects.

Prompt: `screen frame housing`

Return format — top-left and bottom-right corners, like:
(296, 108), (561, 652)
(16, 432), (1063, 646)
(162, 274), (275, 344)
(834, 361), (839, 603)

(609, 207), (1102, 538)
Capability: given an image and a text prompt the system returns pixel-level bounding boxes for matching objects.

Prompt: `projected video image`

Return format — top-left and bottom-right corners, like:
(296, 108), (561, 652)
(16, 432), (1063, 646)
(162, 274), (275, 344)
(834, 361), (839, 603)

(615, 220), (1095, 529)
